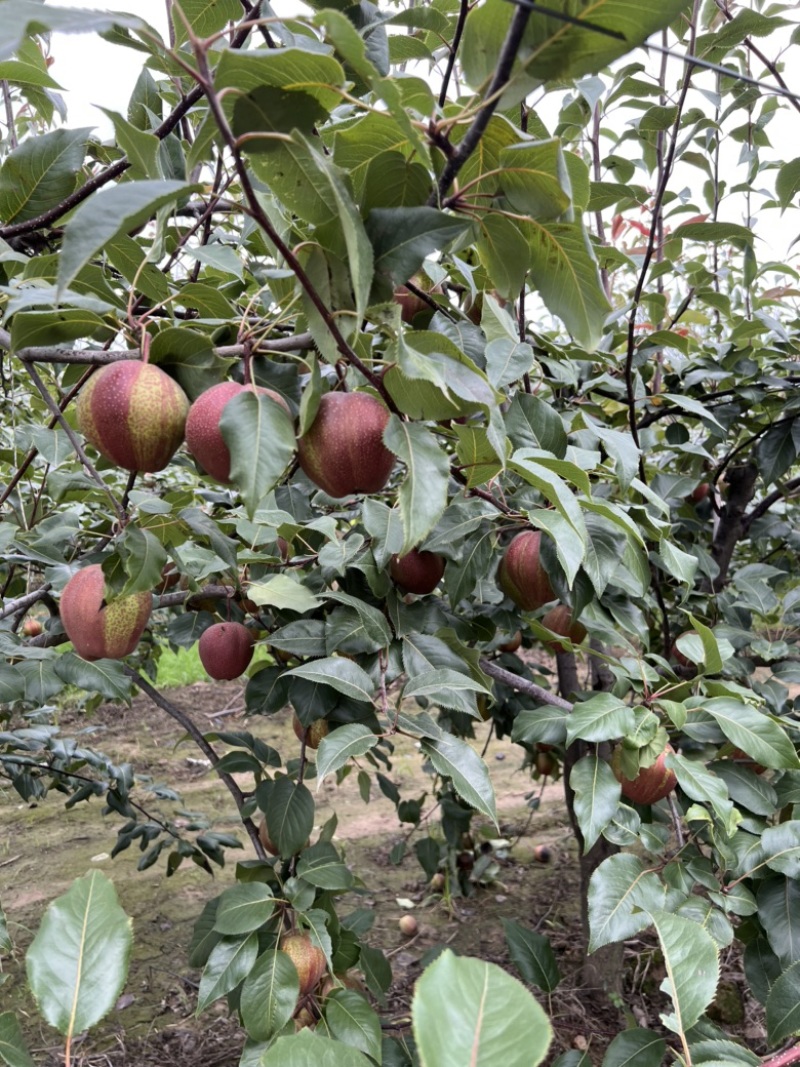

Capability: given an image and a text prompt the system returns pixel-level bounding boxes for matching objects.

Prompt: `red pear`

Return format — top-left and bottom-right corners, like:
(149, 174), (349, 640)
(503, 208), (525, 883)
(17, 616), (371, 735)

(198, 622), (254, 680)
(185, 381), (290, 483)
(60, 565), (151, 661)
(297, 392), (394, 498)
(612, 745), (677, 805)
(22, 617), (43, 637)
(390, 550), (445, 594)
(292, 714), (329, 749)
(541, 604), (587, 652)
(76, 361), (189, 472)
(498, 531), (555, 611)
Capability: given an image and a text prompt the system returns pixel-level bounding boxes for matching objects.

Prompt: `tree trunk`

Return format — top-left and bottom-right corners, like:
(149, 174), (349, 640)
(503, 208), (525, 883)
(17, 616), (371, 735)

(707, 463), (758, 590)
(559, 646), (625, 996)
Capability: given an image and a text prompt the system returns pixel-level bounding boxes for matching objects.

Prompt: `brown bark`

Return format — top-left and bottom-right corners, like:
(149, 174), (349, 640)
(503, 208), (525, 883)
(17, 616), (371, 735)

(707, 463), (759, 590)
(560, 646), (624, 996)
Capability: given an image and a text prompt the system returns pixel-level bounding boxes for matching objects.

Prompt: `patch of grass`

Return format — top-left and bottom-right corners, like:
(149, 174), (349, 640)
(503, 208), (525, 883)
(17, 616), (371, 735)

(156, 643), (206, 687)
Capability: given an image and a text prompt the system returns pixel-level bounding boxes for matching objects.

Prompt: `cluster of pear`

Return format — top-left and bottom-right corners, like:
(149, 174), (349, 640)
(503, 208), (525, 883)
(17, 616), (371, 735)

(56, 361), (449, 665)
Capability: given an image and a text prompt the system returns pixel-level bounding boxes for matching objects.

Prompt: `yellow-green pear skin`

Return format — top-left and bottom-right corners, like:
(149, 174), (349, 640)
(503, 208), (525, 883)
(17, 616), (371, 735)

(76, 361), (189, 472)
(60, 565), (152, 661)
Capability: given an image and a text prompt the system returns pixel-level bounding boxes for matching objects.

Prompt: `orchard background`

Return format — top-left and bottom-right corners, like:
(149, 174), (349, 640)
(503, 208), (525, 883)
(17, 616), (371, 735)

(1, 0), (800, 1065)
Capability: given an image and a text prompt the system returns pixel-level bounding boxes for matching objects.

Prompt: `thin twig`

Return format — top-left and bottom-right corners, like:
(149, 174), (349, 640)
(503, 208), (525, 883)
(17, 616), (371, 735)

(23, 360), (126, 523)
(432, 2), (532, 204)
(1, 80), (16, 150)
(123, 668), (266, 859)
(623, 0), (701, 464)
(438, 0), (470, 109)
(480, 658), (574, 712)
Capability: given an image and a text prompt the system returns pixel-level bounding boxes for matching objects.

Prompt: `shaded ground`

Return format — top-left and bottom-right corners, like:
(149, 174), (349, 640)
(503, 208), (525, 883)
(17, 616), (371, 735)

(0, 680), (765, 1065)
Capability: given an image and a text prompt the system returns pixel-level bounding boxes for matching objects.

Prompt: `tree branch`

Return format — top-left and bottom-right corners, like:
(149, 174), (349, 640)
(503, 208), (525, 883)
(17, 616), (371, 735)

(744, 475), (800, 532)
(704, 463), (759, 591)
(480, 658), (573, 711)
(438, 0), (470, 109)
(0, 11), (264, 241)
(123, 667), (266, 859)
(8, 333), (315, 366)
(432, 2), (532, 204)
(623, 0), (701, 463)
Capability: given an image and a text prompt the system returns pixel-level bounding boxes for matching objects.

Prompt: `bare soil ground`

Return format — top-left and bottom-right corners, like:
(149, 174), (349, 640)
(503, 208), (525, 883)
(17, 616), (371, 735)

(0, 680), (765, 1066)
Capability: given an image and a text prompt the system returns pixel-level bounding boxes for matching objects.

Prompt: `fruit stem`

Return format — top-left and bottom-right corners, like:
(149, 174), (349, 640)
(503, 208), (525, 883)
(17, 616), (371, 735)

(140, 330), (151, 364)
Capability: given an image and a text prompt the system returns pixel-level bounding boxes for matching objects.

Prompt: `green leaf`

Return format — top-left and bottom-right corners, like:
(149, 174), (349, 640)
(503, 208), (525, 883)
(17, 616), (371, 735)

(420, 734), (497, 826)
(756, 418), (799, 486)
(505, 393), (567, 457)
(98, 109), (160, 179)
(366, 207), (471, 287)
(197, 933), (259, 1014)
(777, 157), (800, 210)
(588, 854), (677, 951)
(53, 654), (133, 703)
(522, 220), (610, 351)
(0, 905), (9, 954)
(675, 221), (754, 245)
(484, 336), (535, 391)
(498, 139), (570, 219)
(412, 950), (552, 1067)
(247, 575), (322, 614)
(221, 391), (296, 520)
(57, 180), (199, 298)
(173, 0), (241, 38)
(263, 778), (316, 858)
(0, 127), (91, 225)
(10, 309), (108, 351)
(601, 1028), (665, 1067)
(326, 990), (383, 1062)
(766, 960), (800, 1044)
(296, 843), (354, 890)
(285, 657), (375, 702)
(569, 756), (621, 852)
(0, 3), (143, 62)
(666, 754), (733, 826)
(117, 526), (167, 597)
(0, 1012), (35, 1067)
(240, 950), (300, 1043)
(316, 725), (379, 787)
(26, 871), (132, 1036)
(262, 1029), (373, 1066)
(214, 884), (276, 936)
(566, 694), (636, 745)
(384, 417), (449, 555)
(760, 823), (800, 880)
(325, 591), (392, 648)
(703, 698), (800, 770)
(685, 615), (724, 674)
(502, 919), (560, 993)
(475, 214), (530, 301)
(462, 0), (691, 97)
(758, 877), (800, 967)
(650, 910), (719, 1036)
